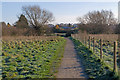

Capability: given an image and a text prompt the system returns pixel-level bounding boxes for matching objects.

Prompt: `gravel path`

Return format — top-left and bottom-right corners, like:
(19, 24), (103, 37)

(56, 38), (87, 78)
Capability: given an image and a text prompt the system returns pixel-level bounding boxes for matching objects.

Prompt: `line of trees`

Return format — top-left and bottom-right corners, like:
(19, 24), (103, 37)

(22, 5), (54, 35)
(115, 24), (120, 34)
(15, 14), (29, 28)
(2, 5), (120, 36)
(77, 10), (119, 34)
(2, 5), (55, 36)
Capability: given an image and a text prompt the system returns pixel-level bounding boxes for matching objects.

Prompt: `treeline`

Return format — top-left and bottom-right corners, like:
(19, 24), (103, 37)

(77, 10), (120, 34)
(2, 5), (54, 36)
(2, 22), (53, 36)
(1, 5), (120, 36)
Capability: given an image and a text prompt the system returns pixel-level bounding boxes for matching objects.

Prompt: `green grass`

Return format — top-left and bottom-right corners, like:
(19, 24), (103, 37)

(82, 39), (118, 71)
(70, 37), (119, 80)
(2, 37), (66, 79)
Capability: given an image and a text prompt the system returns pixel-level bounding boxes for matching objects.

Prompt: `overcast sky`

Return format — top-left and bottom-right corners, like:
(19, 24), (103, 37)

(1, 1), (119, 25)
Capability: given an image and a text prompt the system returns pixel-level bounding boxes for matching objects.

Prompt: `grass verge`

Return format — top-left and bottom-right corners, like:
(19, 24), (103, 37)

(50, 37), (66, 78)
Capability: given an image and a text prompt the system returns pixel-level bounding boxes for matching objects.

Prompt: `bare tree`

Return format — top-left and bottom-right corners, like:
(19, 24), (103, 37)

(77, 10), (117, 34)
(78, 10), (117, 25)
(22, 5), (54, 35)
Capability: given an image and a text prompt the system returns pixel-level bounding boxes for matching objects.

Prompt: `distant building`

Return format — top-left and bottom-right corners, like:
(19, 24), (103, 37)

(73, 24), (78, 27)
(56, 25), (59, 29)
(7, 23), (11, 27)
(48, 24), (54, 27)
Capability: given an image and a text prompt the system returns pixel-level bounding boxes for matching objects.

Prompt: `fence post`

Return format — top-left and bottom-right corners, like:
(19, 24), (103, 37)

(85, 36), (86, 47)
(118, 42), (120, 63)
(89, 36), (91, 49)
(100, 39), (103, 60)
(118, 35), (120, 61)
(79, 35), (80, 41)
(93, 37), (95, 53)
(84, 36), (85, 45)
(113, 41), (117, 73)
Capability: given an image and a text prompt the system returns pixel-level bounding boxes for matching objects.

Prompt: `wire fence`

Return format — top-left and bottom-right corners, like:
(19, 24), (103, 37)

(72, 32), (120, 74)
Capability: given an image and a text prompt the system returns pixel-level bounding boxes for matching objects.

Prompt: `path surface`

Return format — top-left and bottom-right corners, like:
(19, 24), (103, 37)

(56, 38), (87, 78)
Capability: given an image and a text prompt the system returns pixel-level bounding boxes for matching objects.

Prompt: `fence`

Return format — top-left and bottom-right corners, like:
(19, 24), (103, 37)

(71, 32), (120, 74)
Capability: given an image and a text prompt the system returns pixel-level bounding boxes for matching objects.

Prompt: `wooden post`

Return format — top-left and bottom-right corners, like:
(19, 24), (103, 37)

(113, 41), (117, 72)
(100, 39), (103, 60)
(93, 37), (95, 53)
(118, 34), (120, 61)
(119, 42), (120, 62)
(89, 36), (91, 49)
(78, 35), (79, 41)
(81, 35), (82, 42)
(85, 36), (86, 46)
(84, 36), (85, 45)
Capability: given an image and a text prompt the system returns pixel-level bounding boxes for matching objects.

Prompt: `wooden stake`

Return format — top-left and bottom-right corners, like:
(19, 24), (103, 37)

(113, 41), (117, 72)
(93, 37), (95, 53)
(100, 39), (103, 59)
(89, 36), (91, 49)
(85, 36), (86, 46)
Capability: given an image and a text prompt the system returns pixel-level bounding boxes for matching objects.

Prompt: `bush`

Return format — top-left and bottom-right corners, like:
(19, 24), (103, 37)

(2, 27), (27, 36)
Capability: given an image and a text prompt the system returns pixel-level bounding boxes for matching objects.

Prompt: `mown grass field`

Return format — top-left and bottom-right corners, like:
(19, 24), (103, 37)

(2, 36), (66, 78)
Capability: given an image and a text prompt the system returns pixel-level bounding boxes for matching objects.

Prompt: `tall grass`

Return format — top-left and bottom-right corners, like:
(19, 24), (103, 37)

(2, 36), (60, 41)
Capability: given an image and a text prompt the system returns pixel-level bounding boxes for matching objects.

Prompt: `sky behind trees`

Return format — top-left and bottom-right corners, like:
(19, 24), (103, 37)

(1, 1), (118, 25)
